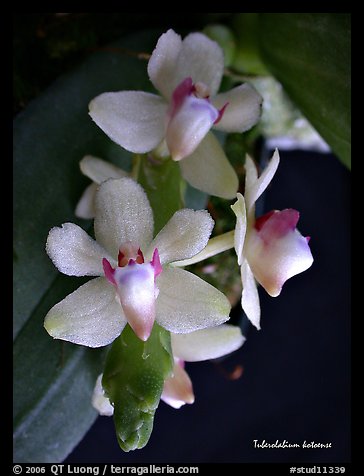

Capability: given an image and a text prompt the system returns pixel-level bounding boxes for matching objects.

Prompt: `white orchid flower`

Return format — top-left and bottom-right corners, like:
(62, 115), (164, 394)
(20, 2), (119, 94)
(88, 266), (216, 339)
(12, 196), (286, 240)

(231, 150), (314, 330)
(44, 177), (231, 345)
(93, 324), (245, 413)
(89, 29), (262, 199)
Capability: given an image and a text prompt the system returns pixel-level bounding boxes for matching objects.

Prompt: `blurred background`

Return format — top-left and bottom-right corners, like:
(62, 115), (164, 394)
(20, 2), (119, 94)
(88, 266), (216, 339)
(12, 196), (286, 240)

(14, 13), (351, 464)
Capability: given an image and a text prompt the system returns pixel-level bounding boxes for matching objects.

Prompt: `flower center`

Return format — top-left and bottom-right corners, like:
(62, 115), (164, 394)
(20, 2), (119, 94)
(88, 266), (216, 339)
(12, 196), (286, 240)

(193, 81), (211, 99)
(117, 241), (144, 267)
(165, 77), (229, 162)
(102, 243), (162, 341)
(170, 77), (228, 126)
(102, 243), (162, 285)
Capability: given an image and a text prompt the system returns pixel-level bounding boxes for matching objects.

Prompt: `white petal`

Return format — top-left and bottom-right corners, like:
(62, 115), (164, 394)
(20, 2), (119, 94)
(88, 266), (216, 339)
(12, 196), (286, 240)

(240, 260), (261, 330)
(92, 374), (114, 416)
(166, 95), (218, 161)
(161, 361), (194, 409)
(244, 154), (258, 216)
(179, 132), (238, 199)
(231, 193), (247, 266)
(244, 154), (258, 189)
(89, 91), (167, 153)
(94, 178), (154, 258)
(75, 183), (98, 219)
(246, 224), (313, 298)
(174, 33), (224, 96)
(212, 83), (262, 133)
(171, 325), (245, 362)
(245, 150), (280, 214)
(147, 29), (182, 99)
(46, 223), (115, 276)
(147, 209), (214, 265)
(114, 263), (156, 342)
(44, 277), (127, 348)
(80, 155), (128, 184)
(156, 267), (231, 334)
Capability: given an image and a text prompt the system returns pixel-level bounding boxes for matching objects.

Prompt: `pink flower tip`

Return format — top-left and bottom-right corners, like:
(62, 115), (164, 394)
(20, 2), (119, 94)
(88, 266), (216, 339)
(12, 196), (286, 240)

(254, 210), (276, 231)
(132, 321), (154, 342)
(214, 102), (229, 125)
(151, 248), (163, 278)
(102, 258), (115, 285)
(255, 209), (300, 239)
(161, 360), (195, 409)
(171, 77), (194, 116)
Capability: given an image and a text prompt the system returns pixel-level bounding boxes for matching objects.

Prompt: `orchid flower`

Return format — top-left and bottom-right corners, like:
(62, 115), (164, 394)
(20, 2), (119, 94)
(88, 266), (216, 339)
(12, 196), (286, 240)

(89, 29), (262, 199)
(172, 150), (314, 331)
(93, 324), (245, 413)
(44, 177), (231, 345)
(231, 150), (314, 329)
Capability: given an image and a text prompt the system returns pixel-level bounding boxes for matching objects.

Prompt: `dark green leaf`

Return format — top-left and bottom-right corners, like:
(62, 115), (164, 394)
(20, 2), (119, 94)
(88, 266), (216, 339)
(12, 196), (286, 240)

(231, 13), (269, 75)
(13, 274), (105, 462)
(258, 13), (351, 168)
(13, 30), (165, 462)
(102, 324), (173, 451)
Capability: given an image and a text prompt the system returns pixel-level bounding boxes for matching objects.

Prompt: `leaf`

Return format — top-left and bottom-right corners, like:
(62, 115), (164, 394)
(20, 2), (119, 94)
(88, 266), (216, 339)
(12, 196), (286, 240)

(13, 275), (105, 462)
(231, 13), (269, 75)
(13, 30), (166, 462)
(258, 13), (351, 168)
(102, 323), (173, 451)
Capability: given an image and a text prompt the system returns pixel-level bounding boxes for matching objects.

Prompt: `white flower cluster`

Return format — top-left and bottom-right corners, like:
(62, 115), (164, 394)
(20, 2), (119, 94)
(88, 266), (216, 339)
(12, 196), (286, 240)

(44, 29), (313, 412)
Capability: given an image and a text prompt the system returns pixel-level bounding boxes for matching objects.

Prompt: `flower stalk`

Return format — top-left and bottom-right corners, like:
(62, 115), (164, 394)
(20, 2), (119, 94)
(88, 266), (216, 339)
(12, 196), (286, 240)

(172, 230), (235, 267)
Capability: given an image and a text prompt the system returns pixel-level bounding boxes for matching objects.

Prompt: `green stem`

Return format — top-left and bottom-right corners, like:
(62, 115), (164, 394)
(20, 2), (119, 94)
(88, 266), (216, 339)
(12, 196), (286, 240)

(130, 154), (142, 180)
(172, 230), (235, 267)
